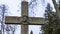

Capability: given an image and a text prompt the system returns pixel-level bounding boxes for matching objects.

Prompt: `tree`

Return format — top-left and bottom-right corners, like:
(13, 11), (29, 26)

(52, 0), (60, 34)
(0, 4), (8, 34)
(0, 4), (17, 34)
(29, 0), (37, 17)
(5, 24), (17, 34)
(30, 30), (33, 34)
(41, 3), (57, 34)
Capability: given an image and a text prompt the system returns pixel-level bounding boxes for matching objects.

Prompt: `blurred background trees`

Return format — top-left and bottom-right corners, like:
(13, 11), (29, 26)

(0, 4), (17, 34)
(41, 3), (56, 34)
(41, 0), (60, 34)
(0, 0), (60, 34)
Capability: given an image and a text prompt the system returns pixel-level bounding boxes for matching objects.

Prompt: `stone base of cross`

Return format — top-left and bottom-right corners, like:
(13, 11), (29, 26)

(5, 1), (44, 34)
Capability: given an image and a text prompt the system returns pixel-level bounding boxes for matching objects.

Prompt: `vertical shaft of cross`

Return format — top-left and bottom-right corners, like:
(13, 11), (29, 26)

(21, 1), (28, 34)
(21, 25), (28, 34)
(21, 1), (28, 16)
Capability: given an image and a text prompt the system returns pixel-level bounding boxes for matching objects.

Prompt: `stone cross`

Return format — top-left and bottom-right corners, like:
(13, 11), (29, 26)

(5, 1), (44, 34)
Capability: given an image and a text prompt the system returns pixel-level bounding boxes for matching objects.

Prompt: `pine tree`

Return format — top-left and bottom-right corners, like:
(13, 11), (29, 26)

(30, 30), (33, 34)
(41, 3), (57, 34)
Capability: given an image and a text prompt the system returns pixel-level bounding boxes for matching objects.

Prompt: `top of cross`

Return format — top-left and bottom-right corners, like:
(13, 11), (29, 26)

(5, 1), (44, 25)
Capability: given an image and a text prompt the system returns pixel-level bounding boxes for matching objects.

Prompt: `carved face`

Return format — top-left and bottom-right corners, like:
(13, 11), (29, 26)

(22, 16), (28, 22)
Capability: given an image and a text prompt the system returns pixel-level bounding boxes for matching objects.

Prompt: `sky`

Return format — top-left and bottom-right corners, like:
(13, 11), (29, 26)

(0, 0), (55, 34)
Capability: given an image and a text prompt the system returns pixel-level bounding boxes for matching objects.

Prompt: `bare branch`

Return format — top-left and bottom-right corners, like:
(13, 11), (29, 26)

(52, 0), (60, 18)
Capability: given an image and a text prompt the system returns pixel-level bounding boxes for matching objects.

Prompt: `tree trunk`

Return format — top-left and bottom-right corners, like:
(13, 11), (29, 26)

(52, 0), (60, 34)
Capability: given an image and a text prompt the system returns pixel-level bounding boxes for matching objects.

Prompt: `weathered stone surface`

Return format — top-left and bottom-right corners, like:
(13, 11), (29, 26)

(21, 1), (28, 16)
(5, 16), (44, 25)
(29, 17), (44, 25)
(21, 25), (28, 34)
(5, 1), (44, 34)
(5, 16), (22, 24)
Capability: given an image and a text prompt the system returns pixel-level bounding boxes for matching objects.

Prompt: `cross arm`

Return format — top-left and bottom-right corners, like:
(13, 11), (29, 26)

(28, 17), (44, 25)
(5, 16), (22, 24)
(5, 16), (44, 25)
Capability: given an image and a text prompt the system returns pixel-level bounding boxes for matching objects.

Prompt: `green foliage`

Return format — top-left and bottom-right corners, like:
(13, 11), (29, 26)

(41, 3), (57, 34)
